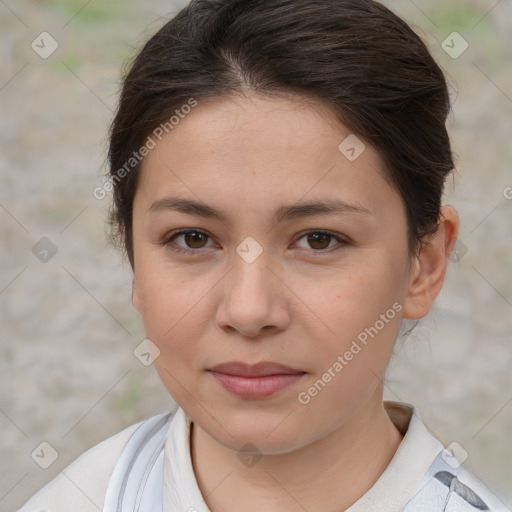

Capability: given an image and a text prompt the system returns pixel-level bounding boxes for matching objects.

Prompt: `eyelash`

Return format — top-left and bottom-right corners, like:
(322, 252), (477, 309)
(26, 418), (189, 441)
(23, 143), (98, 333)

(161, 229), (348, 256)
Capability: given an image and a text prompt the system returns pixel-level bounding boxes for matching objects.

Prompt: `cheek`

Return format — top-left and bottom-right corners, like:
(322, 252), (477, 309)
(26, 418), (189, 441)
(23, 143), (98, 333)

(134, 265), (216, 384)
(296, 281), (402, 423)
(141, 272), (206, 397)
(135, 251), (207, 327)
(314, 260), (401, 328)
(139, 283), (207, 349)
(304, 259), (404, 373)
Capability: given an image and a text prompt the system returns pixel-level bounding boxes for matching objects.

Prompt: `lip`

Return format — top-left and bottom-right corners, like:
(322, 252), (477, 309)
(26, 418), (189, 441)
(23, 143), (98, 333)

(207, 361), (306, 399)
(209, 361), (305, 377)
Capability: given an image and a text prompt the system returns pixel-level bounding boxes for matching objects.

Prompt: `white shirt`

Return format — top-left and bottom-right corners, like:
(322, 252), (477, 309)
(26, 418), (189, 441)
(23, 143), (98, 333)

(18, 401), (510, 512)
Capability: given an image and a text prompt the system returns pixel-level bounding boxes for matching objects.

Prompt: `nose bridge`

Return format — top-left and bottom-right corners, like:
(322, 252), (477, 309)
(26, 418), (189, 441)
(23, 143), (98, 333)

(216, 241), (286, 336)
(229, 243), (274, 302)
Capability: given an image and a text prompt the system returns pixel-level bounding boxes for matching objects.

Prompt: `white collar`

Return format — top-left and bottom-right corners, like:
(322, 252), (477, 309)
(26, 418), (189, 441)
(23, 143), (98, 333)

(163, 406), (209, 512)
(163, 401), (444, 512)
(346, 401), (444, 511)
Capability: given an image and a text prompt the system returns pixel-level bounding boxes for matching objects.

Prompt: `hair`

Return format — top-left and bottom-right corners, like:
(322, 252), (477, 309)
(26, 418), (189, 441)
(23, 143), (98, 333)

(107, 0), (454, 269)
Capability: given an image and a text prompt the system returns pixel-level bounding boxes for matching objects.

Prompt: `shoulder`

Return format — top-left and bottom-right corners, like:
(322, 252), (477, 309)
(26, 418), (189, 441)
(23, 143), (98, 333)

(382, 402), (510, 512)
(446, 462), (511, 512)
(405, 449), (511, 512)
(17, 418), (146, 512)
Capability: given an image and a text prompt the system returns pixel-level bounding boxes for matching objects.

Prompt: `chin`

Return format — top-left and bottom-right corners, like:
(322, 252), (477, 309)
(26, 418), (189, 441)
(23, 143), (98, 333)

(194, 405), (309, 454)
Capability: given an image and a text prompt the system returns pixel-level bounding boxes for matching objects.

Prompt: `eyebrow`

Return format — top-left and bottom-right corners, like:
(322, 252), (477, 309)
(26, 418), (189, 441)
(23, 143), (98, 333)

(147, 197), (372, 225)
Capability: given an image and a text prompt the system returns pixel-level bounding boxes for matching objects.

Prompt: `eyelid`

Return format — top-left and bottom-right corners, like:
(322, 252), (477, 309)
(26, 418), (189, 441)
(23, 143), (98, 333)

(293, 229), (349, 254)
(161, 228), (216, 255)
(162, 228), (211, 243)
(162, 228), (349, 255)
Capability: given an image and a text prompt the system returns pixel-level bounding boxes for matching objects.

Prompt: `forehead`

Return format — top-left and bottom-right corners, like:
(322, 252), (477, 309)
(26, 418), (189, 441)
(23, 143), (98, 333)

(135, 93), (398, 222)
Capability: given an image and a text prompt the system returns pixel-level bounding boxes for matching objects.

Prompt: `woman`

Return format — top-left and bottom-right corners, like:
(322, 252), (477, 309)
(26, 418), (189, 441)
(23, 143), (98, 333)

(18, 0), (510, 511)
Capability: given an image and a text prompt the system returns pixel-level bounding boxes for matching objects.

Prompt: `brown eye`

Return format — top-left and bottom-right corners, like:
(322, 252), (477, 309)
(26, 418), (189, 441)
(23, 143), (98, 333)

(182, 231), (209, 248)
(163, 229), (214, 255)
(307, 232), (332, 250)
(294, 230), (347, 253)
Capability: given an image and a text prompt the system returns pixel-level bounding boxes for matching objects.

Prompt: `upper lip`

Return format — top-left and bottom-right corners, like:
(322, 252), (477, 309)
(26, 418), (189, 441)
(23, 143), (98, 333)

(209, 361), (306, 377)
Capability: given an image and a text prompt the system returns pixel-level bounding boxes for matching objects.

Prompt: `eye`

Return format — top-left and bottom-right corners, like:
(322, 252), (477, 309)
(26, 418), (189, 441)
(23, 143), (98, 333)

(162, 229), (215, 255)
(162, 229), (348, 256)
(293, 230), (348, 253)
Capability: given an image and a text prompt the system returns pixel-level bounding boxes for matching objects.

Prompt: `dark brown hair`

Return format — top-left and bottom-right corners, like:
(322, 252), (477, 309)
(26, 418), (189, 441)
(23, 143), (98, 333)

(107, 0), (454, 269)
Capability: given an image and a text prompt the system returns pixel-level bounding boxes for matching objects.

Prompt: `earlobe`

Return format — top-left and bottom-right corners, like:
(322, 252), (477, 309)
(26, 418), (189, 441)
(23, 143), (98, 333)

(402, 206), (460, 320)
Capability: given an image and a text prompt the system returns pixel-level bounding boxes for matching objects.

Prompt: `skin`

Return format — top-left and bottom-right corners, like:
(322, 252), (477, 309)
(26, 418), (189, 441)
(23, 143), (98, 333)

(131, 93), (459, 512)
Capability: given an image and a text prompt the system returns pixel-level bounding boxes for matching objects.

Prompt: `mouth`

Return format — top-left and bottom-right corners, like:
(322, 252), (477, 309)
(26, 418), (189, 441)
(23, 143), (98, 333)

(207, 361), (307, 399)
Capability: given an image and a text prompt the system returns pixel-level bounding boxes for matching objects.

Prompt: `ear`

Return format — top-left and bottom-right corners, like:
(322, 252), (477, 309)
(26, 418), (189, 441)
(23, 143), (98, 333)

(402, 205), (460, 319)
(132, 276), (142, 314)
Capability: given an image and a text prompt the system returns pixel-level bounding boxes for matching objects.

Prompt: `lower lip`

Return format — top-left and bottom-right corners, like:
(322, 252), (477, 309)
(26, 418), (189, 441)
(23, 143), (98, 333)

(209, 371), (306, 398)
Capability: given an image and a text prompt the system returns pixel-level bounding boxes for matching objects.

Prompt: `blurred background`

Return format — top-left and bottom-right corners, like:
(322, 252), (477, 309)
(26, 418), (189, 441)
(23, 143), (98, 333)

(1, 0), (511, 510)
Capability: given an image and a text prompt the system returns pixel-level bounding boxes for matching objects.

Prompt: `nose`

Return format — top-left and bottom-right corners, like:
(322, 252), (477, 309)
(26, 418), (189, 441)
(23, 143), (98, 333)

(215, 255), (290, 338)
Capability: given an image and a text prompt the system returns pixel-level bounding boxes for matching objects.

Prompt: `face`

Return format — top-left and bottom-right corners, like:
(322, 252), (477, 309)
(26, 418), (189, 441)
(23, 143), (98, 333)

(131, 93), (416, 454)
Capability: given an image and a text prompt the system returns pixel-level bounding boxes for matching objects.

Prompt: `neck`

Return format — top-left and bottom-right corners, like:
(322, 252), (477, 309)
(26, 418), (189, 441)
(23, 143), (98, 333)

(190, 388), (403, 512)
